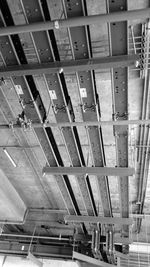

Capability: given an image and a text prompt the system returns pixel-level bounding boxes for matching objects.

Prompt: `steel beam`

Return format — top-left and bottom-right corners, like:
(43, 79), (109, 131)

(0, 240), (72, 259)
(65, 215), (133, 225)
(2, 119), (150, 130)
(43, 167), (135, 176)
(73, 251), (116, 267)
(1, 233), (131, 245)
(114, 237), (131, 245)
(0, 55), (138, 77)
(63, 0), (112, 218)
(108, 0), (129, 249)
(21, 0), (97, 218)
(0, 9), (149, 36)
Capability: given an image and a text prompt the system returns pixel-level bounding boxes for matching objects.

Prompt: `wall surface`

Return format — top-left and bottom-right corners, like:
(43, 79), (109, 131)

(0, 256), (78, 267)
(0, 168), (26, 221)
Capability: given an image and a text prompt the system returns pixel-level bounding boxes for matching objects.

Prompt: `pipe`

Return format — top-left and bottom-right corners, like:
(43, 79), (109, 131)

(0, 233), (69, 241)
(0, 9), (149, 36)
(94, 230), (100, 254)
(109, 231), (114, 254)
(106, 231), (109, 253)
(91, 231), (95, 251)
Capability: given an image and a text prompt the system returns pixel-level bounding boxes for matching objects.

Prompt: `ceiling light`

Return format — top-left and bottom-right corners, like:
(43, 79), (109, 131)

(3, 148), (17, 168)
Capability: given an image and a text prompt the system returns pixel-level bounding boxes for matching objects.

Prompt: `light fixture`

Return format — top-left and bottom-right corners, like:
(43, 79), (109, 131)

(3, 148), (17, 168)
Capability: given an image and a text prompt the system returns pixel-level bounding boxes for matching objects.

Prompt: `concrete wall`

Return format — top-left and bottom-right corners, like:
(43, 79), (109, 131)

(0, 169), (26, 221)
(0, 256), (78, 267)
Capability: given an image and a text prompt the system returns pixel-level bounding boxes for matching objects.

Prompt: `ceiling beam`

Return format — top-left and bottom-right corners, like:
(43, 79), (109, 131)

(0, 9), (149, 36)
(2, 119), (150, 130)
(0, 240), (72, 259)
(0, 55), (138, 77)
(65, 215), (133, 225)
(107, 0), (129, 249)
(42, 166), (135, 176)
(58, 0), (112, 219)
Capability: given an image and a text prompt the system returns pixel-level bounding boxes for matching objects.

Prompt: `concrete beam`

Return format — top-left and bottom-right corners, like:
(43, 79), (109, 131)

(0, 55), (138, 77)
(42, 166), (135, 176)
(0, 9), (149, 36)
(65, 215), (133, 225)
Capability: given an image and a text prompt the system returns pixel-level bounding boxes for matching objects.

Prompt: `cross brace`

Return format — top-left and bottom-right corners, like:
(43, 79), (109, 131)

(0, 55), (138, 77)
(1, 119), (150, 130)
(65, 215), (133, 225)
(42, 166), (135, 176)
(0, 9), (149, 36)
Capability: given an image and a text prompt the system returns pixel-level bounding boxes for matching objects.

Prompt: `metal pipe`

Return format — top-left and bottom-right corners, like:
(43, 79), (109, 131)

(130, 26), (137, 54)
(106, 231), (109, 253)
(94, 230), (100, 254)
(91, 230), (96, 251)
(109, 230), (113, 254)
(0, 233), (69, 241)
(138, 127), (150, 202)
(0, 54), (138, 77)
(0, 9), (149, 36)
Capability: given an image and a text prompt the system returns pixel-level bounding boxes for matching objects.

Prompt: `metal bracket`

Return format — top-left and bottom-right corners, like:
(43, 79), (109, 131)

(52, 104), (67, 114)
(9, 121), (14, 132)
(82, 103), (97, 113)
(114, 133), (128, 139)
(19, 98), (26, 109)
(54, 20), (60, 29)
(17, 111), (32, 131)
(112, 112), (128, 121)
(0, 77), (5, 86)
